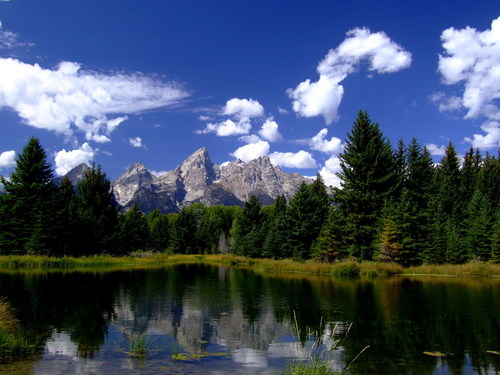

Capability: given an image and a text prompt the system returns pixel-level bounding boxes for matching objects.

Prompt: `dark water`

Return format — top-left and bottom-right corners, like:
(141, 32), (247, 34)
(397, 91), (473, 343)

(0, 265), (499, 374)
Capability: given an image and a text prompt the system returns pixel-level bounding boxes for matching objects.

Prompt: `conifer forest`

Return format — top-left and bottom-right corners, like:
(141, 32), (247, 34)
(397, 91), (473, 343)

(1, 111), (498, 266)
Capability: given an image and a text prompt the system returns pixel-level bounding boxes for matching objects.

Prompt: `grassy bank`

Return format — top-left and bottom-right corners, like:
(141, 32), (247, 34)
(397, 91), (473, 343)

(0, 254), (499, 277)
(0, 298), (43, 359)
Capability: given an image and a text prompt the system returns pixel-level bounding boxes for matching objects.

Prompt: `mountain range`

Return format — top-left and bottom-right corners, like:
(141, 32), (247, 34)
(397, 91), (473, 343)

(63, 148), (311, 214)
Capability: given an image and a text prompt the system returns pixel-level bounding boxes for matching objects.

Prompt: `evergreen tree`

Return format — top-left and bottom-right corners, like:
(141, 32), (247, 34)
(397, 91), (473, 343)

(378, 216), (402, 263)
(118, 204), (149, 254)
(460, 147), (482, 204)
(394, 140), (434, 266)
(0, 137), (56, 254)
(147, 209), (171, 252)
(313, 208), (348, 262)
(262, 195), (289, 258)
(169, 207), (199, 254)
(73, 164), (119, 255)
(51, 177), (78, 256)
(425, 143), (461, 264)
(286, 178), (329, 260)
(234, 195), (266, 257)
(333, 110), (396, 260)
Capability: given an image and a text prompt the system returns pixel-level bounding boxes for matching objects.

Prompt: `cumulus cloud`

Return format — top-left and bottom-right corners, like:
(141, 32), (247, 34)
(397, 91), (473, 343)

(259, 119), (282, 142)
(438, 17), (500, 149)
(310, 128), (343, 154)
(269, 150), (317, 169)
(0, 58), (189, 143)
(426, 143), (447, 156)
(288, 27), (411, 124)
(464, 121), (500, 149)
(198, 98), (266, 137)
(54, 143), (95, 176)
(0, 150), (15, 168)
(319, 156), (342, 188)
(197, 118), (251, 136)
(129, 136), (145, 148)
(231, 140), (270, 162)
(223, 98), (264, 119)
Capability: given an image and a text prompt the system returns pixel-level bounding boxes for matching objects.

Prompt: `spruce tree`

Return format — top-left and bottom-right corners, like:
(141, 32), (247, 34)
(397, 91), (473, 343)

(394, 140), (434, 265)
(73, 164), (119, 255)
(118, 204), (149, 254)
(262, 195), (289, 258)
(0, 137), (56, 254)
(313, 208), (348, 262)
(169, 207), (200, 254)
(378, 216), (402, 263)
(286, 179), (329, 260)
(51, 177), (78, 256)
(147, 209), (171, 252)
(234, 195), (266, 257)
(333, 110), (396, 260)
(425, 142), (461, 264)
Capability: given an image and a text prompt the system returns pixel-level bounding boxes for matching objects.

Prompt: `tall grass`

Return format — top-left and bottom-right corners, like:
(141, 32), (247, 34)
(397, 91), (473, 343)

(0, 298), (42, 358)
(403, 261), (500, 277)
(0, 254), (498, 278)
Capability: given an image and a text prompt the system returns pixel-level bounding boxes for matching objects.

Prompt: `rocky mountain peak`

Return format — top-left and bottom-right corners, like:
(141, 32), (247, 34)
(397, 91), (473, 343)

(72, 147), (312, 214)
(54, 163), (90, 186)
(179, 148), (218, 203)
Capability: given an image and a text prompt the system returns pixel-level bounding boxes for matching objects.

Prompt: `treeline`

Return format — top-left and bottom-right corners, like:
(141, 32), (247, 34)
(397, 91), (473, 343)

(0, 110), (498, 265)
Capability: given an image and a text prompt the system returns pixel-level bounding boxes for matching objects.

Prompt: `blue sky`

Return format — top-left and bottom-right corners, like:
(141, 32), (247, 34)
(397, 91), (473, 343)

(0, 0), (499, 187)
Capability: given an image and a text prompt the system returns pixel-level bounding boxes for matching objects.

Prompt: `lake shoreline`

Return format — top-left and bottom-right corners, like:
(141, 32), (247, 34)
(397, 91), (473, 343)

(0, 254), (499, 278)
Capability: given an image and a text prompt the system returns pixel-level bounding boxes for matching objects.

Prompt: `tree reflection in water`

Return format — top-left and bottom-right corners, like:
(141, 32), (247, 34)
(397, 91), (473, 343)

(0, 265), (498, 374)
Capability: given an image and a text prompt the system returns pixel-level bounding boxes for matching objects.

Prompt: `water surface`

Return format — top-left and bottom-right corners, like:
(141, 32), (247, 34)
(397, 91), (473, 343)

(0, 265), (499, 374)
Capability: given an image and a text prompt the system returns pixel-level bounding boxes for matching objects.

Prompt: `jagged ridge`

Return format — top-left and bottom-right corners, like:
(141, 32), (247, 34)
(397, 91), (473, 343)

(67, 148), (310, 214)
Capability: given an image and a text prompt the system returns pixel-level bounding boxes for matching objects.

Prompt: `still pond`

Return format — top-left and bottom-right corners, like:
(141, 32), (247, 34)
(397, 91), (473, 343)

(0, 264), (499, 374)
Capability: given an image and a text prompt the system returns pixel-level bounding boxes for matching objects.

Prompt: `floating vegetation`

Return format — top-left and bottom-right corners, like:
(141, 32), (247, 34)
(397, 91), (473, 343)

(486, 350), (500, 355)
(171, 353), (189, 361)
(171, 352), (231, 361)
(423, 351), (446, 357)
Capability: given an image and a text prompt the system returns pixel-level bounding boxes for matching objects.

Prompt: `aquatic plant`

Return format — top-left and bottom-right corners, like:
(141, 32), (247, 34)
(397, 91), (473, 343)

(128, 333), (149, 357)
(286, 312), (369, 375)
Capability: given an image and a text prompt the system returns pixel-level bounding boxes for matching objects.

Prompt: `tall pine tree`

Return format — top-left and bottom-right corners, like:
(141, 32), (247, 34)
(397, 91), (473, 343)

(0, 137), (57, 254)
(333, 111), (396, 260)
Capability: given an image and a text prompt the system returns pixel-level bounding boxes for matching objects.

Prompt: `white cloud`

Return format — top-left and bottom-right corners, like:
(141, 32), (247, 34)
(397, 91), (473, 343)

(426, 143), (447, 156)
(129, 136), (145, 148)
(54, 143), (95, 176)
(288, 75), (344, 124)
(197, 118), (251, 136)
(429, 91), (463, 112)
(310, 128), (343, 154)
(269, 150), (317, 169)
(288, 27), (411, 124)
(438, 17), (500, 149)
(223, 98), (264, 119)
(0, 58), (189, 142)
(464, 121), (500, 149)
(319, 156), (342, 188)
(0, 150), (15, 168)
(278, 106), (289, 114)
(259, 119), (282, 142)
(231, 140), (270, 162)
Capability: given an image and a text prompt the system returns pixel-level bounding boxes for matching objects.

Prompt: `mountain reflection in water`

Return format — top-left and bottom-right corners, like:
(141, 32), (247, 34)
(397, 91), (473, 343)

(0, 264), (499, 375)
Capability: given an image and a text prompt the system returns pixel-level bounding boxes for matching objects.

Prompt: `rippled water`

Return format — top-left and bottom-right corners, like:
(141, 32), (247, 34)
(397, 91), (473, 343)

(0, 264), (499, 374)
